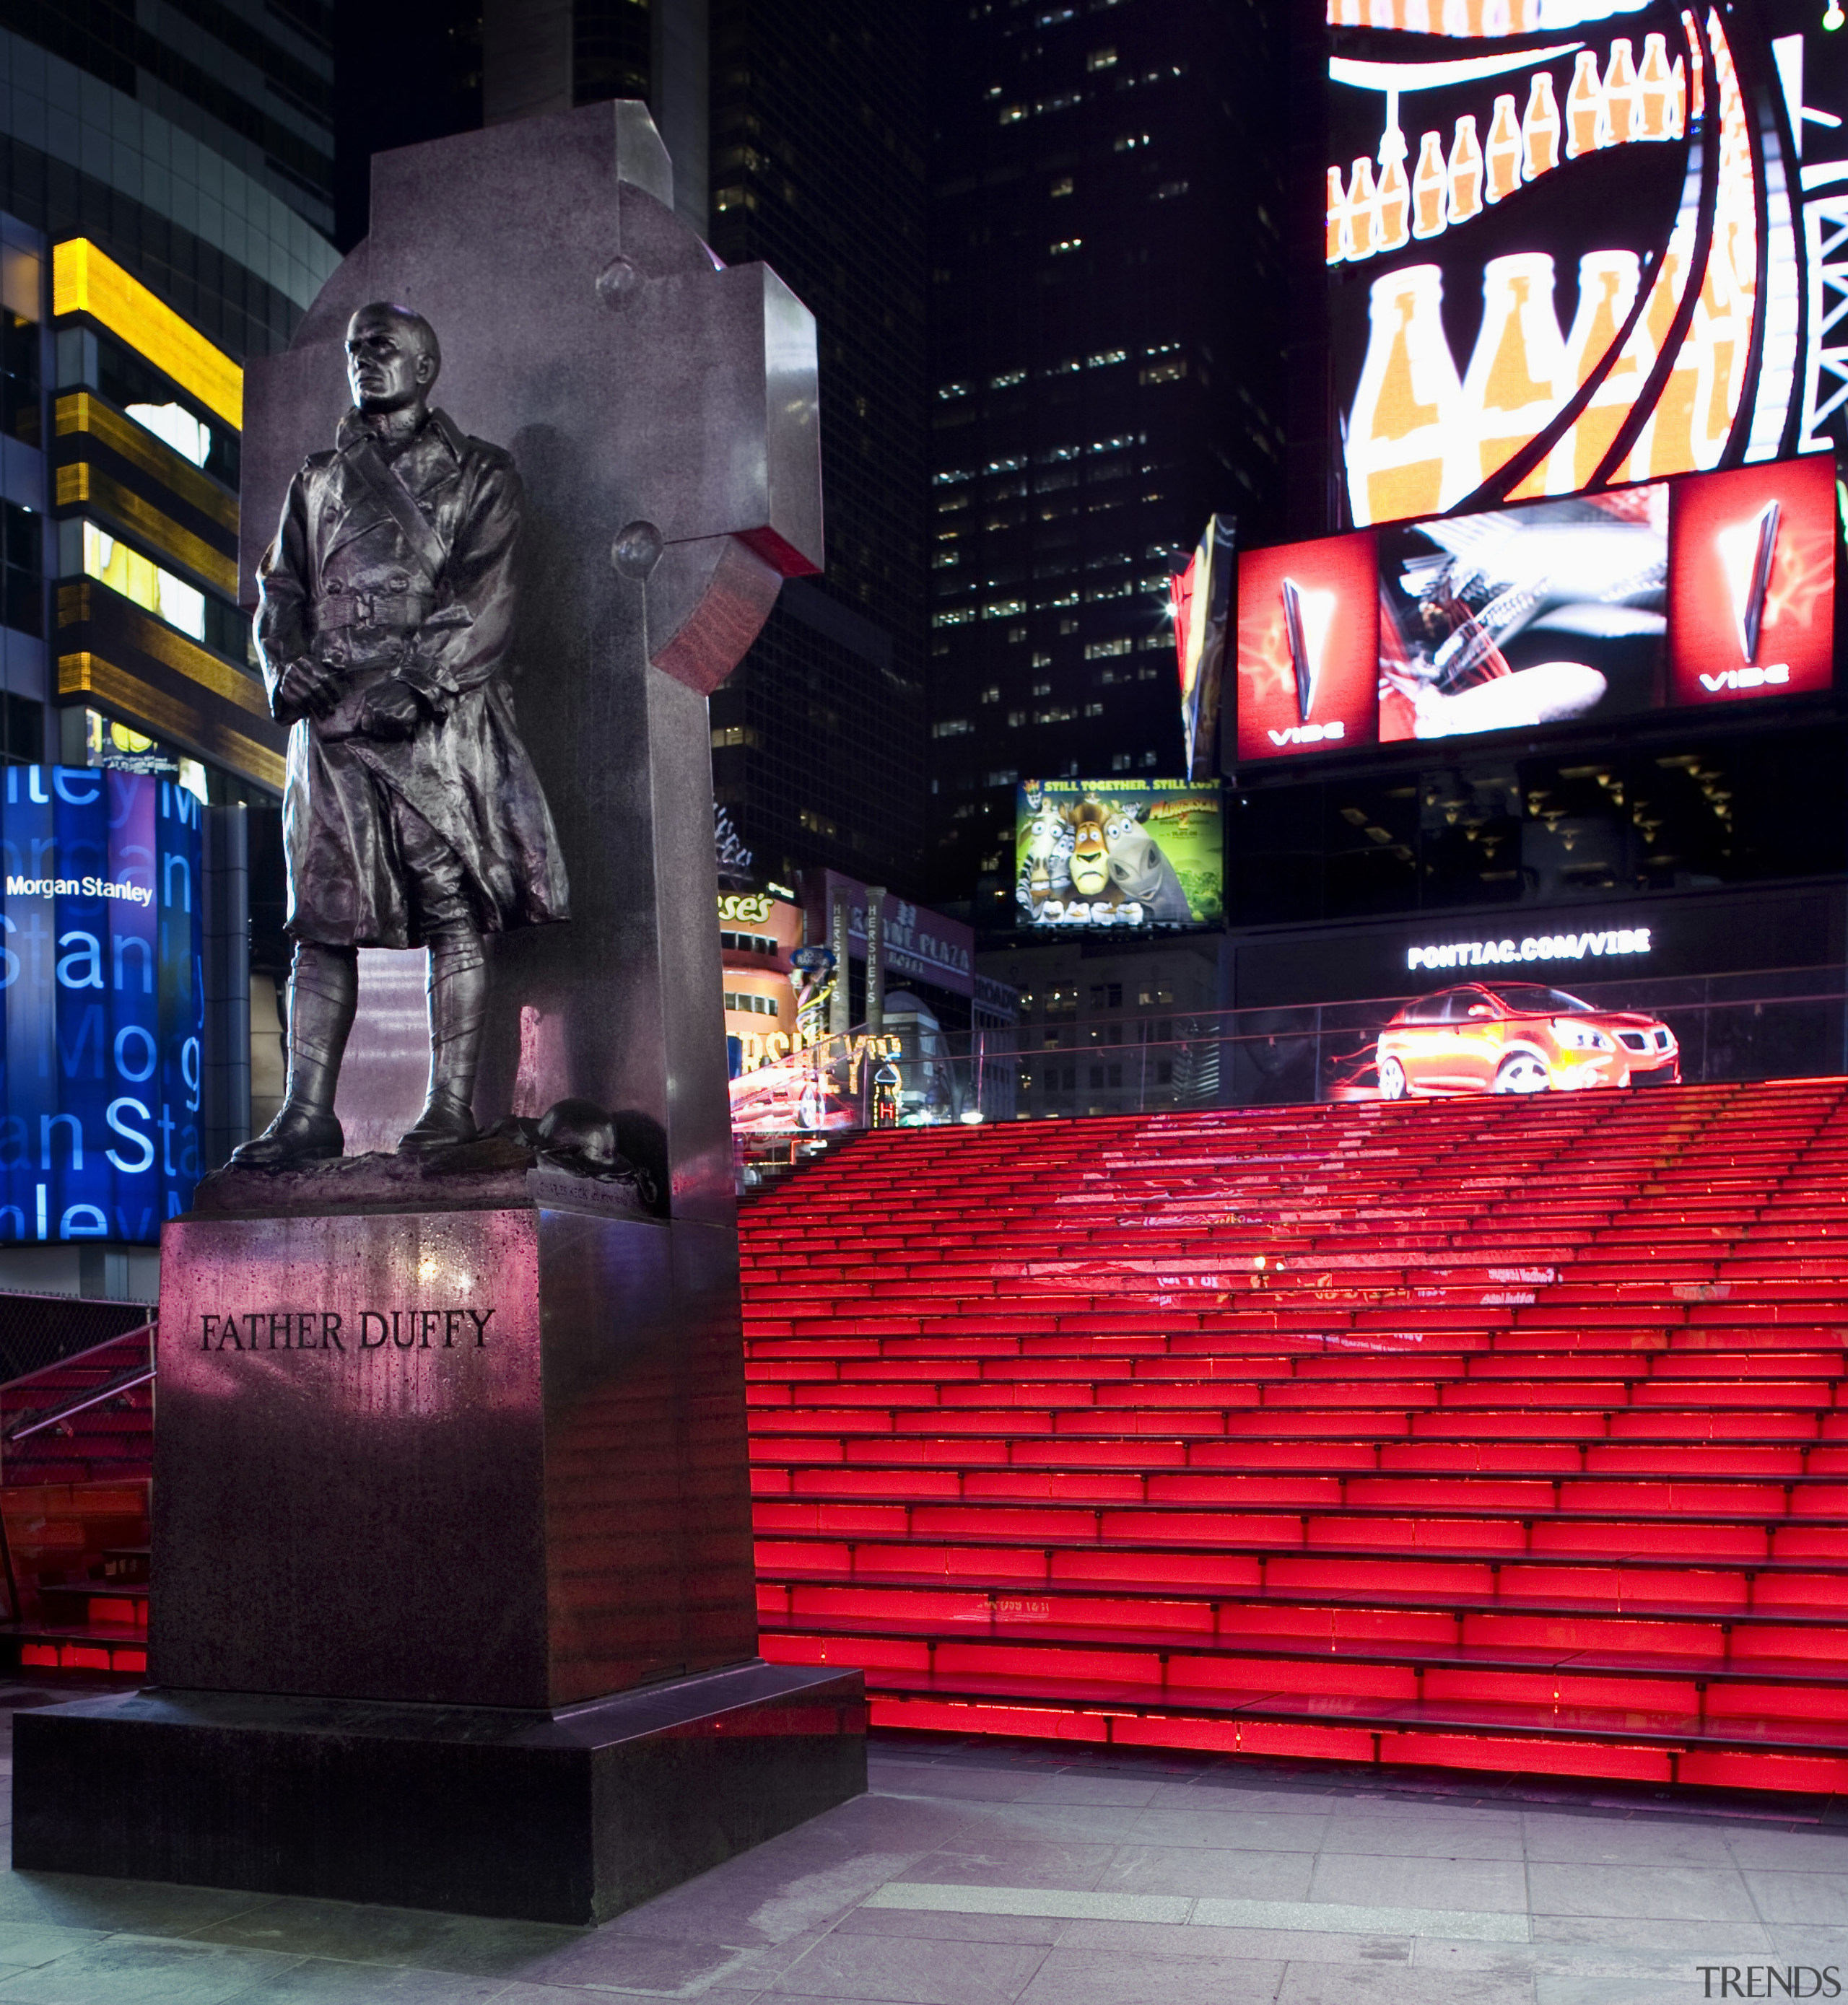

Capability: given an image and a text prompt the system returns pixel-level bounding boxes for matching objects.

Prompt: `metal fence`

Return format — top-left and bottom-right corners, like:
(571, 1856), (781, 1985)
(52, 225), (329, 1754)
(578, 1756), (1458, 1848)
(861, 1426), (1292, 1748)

(0, 1294), (157, 1388)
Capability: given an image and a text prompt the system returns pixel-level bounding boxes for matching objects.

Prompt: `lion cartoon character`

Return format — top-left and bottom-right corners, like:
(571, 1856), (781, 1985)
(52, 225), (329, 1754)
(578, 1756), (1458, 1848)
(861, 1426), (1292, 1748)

(1065, 797), (1115, 900)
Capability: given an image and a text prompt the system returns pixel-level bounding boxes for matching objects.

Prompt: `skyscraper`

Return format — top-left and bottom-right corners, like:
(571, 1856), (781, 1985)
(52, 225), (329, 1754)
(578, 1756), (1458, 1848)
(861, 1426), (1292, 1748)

(0, 0), (339, 791)
(0, 0), (339, 357)
(1218, 4), (1848, 1041)
(925, 0), (1287, 930)
(702, 0), (930, 895)
(0, 0), (344, 1289)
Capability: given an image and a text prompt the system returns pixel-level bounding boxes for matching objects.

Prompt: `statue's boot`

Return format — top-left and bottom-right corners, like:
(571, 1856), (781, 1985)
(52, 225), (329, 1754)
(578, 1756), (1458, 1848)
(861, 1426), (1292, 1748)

(230, 943), (357, 1167)
(398, 930), (487, 1153)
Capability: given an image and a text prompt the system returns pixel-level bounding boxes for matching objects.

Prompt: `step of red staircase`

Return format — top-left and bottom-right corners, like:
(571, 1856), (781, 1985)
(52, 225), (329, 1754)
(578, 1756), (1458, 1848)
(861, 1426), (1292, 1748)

(0, 1324), (155, 1677)
(740, 1080), (1848, 1793)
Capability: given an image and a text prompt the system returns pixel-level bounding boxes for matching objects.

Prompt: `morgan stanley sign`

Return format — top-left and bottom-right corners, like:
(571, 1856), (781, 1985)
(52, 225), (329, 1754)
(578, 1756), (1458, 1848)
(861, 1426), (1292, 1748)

(0, 768), (203, 1244)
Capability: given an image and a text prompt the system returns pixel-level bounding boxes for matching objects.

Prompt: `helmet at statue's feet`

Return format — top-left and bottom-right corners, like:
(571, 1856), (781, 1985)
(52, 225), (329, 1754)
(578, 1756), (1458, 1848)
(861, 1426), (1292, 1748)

(398, 1091), (479, 1156)
(231, 1106), (344, 1168)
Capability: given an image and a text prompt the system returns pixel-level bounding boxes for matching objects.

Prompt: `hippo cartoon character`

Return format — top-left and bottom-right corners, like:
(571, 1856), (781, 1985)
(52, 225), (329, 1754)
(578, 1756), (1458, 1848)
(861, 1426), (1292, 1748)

(1102, 804), (1192, 921)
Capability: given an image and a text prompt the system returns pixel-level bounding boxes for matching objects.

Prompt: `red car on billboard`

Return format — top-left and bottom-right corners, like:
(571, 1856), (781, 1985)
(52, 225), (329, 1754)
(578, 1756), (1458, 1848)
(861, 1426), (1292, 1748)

(1375, 982), (1678, 1098)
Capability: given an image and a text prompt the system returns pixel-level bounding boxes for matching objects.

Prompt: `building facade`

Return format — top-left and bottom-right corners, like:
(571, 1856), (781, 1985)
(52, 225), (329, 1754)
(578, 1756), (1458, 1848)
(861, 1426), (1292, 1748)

(0, 0), (343, 1290)
(51, 236), (283, 797)
(0, 0), (337, 792)
(0, 215), (267, 1296)
(702, 0), (930, 897)
(0, 1), (339, 359)
(0, 0), (344, 1243)
(925, 0), (1288, 932)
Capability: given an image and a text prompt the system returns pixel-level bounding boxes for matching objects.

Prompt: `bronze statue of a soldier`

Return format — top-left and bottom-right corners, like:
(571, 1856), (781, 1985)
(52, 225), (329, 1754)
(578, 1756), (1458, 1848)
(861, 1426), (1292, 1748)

(234, 302), (570, 1167)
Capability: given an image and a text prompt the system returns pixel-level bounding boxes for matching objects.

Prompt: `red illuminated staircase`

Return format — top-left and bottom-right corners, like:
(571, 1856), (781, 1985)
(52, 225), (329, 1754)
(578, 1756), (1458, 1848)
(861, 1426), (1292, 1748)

(741, 1080), (1848, 1793)
(0, 1324), (154, 1676)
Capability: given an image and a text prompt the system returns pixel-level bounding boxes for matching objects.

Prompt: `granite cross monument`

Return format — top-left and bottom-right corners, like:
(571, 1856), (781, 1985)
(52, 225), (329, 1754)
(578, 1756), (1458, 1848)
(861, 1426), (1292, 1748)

(11, 102), (866, 1926)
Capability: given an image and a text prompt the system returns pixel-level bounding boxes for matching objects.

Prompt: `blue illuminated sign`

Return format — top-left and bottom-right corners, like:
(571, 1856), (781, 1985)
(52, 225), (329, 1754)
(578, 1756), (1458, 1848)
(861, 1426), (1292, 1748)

(0, 768), (202, 1246)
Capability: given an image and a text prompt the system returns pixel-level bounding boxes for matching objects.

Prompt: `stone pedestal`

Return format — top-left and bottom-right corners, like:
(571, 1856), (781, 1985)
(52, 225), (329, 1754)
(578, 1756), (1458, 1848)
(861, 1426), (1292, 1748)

(152, 1203), (759, 1708)
(15, 1666), (866, 1925)
(12, 1194), (866, 1921)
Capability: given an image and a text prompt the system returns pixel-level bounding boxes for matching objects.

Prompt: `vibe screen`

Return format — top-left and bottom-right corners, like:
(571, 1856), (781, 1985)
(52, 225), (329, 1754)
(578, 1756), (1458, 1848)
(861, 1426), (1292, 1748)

(1233, 453), (1836, 761)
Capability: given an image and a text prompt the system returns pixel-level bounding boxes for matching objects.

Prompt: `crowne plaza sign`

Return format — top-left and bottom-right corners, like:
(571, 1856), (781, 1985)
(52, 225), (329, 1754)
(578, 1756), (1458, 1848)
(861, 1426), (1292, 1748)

(802, 870), (975, 996)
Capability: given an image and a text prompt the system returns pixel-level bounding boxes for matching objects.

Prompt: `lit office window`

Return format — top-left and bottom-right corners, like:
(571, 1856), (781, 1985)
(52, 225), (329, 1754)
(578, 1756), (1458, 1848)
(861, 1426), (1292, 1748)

(81, 523), (204, 641)
(124, 402), (212, 468)
(86, 331), (239, 488)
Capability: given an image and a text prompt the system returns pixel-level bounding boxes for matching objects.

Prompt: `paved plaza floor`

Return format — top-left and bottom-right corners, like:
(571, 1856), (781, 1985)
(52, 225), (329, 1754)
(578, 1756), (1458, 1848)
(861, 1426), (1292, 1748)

(0, 1685), (1840, 2004)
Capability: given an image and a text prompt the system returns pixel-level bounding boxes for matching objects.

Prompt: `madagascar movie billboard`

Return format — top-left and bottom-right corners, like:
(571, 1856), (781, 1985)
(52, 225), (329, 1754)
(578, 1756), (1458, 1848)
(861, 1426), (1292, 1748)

(1016, 779), (1224, 930)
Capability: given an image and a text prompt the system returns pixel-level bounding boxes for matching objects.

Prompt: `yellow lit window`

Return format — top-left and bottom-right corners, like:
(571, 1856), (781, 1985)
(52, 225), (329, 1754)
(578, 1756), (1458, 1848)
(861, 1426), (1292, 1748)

(52, 240), (241, 431)
(82, 522), (204, 641)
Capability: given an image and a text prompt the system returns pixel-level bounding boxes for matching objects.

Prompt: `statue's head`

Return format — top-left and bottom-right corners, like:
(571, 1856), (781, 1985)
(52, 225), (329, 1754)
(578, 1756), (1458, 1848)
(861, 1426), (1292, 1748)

(346, 302), (441, 416)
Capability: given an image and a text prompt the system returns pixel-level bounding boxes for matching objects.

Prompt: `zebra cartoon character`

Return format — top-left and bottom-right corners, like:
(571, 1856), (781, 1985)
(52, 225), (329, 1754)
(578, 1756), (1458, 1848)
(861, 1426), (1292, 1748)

(1018, 791), (1073, 914)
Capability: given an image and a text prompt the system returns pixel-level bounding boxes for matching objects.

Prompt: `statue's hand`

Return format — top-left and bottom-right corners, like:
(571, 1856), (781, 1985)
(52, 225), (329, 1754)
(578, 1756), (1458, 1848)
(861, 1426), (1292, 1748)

(359, 677), (428, 741)
(276, 654), (343, 720)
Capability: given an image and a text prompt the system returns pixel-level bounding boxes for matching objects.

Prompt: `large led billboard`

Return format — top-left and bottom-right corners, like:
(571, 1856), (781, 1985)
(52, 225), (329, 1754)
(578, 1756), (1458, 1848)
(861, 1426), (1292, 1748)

(1169, 515), (1234, 780)
(1016, 779), (1224, 929)
(1379, 484), (1667, 739)
(1326, 2), (1848, 527)
(1667, 453), (1838, 703)
(1234, 531), (1380, 759)
(0, 769), (203, 1244)
(1236, 451), (1836, 757)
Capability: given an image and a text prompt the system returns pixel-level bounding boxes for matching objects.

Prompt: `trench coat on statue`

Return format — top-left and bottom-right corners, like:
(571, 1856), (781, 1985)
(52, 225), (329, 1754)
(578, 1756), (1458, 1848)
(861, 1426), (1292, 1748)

(255, 406), (571, 948)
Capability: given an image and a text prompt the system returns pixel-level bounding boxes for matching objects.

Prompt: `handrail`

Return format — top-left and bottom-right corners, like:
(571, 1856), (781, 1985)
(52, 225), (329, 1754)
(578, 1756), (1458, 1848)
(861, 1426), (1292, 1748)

(735, 964), (1848, 1153)
(6, 1365), (156, 1444)
(975, 972), (1848, 1054)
